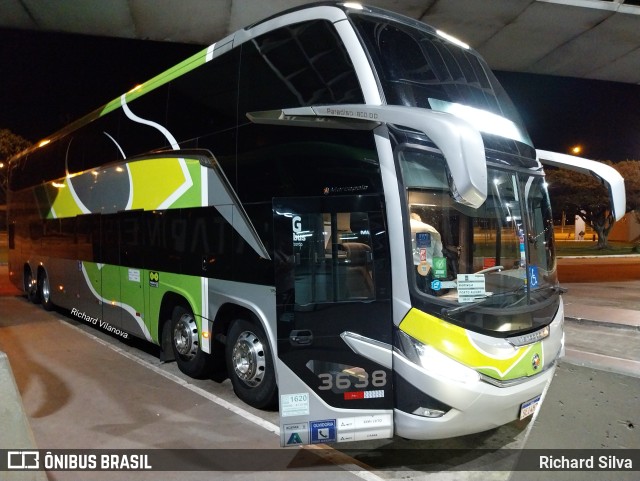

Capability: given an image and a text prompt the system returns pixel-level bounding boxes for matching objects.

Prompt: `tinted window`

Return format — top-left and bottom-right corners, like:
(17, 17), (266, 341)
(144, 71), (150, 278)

(350, 14), (522, 126)
(116, 85), (172, 157)
(167, 49), (240, 142)
(236, 125), (380, 202)
(120, 211), (145, 267)
(9, 139), (68, 191)
(101, 215), (120, 265)
(238, 19), (363, 115)
(67, 115), (123, 174)
(143, 207), (233, 280)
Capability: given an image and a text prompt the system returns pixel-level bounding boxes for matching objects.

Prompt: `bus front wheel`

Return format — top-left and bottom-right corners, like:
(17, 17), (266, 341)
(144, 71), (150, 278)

(170, 305), (211, 379)
(225, 318), (277, 410)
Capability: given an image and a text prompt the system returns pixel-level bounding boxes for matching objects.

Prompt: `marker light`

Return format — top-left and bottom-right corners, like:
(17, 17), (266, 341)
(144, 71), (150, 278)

(436, 29), (470, 50)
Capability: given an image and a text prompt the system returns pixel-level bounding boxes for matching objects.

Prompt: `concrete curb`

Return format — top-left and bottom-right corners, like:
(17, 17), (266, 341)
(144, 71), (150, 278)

(0, 351), (47, 481)
(564, 348), (640, 379)
(565, 316), (640, 331)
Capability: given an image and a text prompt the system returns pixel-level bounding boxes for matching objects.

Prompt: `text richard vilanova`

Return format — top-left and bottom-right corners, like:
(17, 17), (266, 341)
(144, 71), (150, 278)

(71, 308), (129, 339)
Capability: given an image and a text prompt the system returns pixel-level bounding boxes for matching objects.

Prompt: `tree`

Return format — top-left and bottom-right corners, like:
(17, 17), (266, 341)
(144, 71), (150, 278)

(0, 129), (32, 203)
(614, 160), (640, 250)
(546, 161), (616, 249)
(614, 160), (640, 215)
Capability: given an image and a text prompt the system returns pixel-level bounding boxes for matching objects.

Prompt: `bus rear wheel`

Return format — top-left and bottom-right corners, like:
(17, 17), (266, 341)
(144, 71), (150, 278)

(225, 318), (277, 410)
(24, 267), (39, 303)
(170, 305), (211, 379)
(38, 270), (54, 311)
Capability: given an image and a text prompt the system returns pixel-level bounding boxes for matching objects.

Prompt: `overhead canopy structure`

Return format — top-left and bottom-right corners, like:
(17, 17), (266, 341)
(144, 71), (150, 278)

(1, 0), (639, 84)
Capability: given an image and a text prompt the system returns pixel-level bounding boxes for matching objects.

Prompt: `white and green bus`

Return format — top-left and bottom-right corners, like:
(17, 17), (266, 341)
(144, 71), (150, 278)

(7, 3), (625, 446)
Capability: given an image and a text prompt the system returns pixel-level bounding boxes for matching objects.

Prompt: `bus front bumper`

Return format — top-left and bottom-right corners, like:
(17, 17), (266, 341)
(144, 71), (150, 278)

(392, 353), (556, 440)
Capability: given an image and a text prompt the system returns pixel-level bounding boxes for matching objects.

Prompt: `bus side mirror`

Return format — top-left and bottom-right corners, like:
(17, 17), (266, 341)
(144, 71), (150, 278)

(537, 149), (626, 221)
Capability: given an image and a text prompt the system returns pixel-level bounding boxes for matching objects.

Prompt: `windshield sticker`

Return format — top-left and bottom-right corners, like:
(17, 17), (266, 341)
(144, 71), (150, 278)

(417, 262), (431, 277)
(457, 274), (486, 303)
(433, 257), (447, 278)
(416, 232), (431, 247)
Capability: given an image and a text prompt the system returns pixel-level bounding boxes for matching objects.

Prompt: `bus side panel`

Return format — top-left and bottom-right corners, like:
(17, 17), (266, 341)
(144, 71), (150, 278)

(146, 270), (203, 345)
(74, 262), (103, 326)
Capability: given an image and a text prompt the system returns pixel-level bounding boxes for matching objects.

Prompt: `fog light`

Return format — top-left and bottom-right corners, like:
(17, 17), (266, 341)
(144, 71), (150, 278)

(412, 407), (446, 418)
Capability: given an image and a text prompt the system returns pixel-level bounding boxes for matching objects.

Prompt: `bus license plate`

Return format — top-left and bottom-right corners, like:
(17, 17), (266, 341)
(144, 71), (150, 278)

(519, 395), (541, 420)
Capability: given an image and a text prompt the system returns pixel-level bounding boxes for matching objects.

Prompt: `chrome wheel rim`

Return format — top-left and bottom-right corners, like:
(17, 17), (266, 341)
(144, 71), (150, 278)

(173, 313), (199, 360)
(232, 331), (266, 387)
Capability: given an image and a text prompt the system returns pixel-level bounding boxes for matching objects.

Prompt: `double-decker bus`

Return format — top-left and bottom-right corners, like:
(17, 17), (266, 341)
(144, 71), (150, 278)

(7, 2), (625, 446)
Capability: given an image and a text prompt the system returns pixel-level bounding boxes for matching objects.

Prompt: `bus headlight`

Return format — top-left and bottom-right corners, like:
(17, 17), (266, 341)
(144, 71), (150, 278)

(397, 330), (480, 384)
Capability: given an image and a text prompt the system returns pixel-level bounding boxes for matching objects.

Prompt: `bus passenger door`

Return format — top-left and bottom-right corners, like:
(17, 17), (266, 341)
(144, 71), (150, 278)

(273, 196), (394, 447)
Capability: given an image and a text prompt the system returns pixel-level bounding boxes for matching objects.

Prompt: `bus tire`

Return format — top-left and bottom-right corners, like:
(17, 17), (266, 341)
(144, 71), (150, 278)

(25, 267), (39, 304)
(170, 305), (211, 379)
(38, 270), (54, 311)
(225, 318), (277, 410)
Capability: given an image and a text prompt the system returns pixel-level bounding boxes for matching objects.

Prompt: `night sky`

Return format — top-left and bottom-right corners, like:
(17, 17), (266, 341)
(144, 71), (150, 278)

(496, 71), (640, 163)
(1, 28), (639, 162)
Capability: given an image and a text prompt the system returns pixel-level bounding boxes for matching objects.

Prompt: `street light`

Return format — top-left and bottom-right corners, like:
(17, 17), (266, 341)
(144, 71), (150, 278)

(570, 145), (582, 155)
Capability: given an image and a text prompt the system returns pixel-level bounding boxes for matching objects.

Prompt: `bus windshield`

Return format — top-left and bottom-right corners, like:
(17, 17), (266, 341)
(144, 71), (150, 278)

(350, 9), (532, 147)
(398, 147), (559, 335)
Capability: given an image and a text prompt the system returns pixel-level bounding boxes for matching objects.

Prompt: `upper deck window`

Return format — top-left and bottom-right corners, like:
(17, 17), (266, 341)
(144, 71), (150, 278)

(239, 19), (363, 114)
(349, 11), (530, 145)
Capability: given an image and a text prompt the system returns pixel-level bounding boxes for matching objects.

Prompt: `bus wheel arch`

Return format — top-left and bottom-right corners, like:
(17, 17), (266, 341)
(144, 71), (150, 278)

(223, 312), (278, 410)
